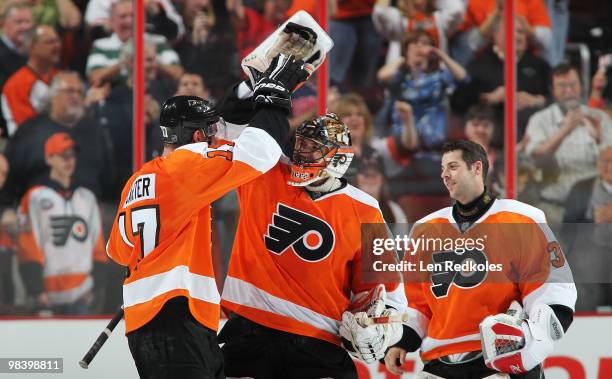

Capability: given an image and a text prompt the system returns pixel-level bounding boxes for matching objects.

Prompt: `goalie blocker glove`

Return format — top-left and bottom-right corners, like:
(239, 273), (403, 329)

(480, 303), (565, 374)
(253, 53), (311, 112)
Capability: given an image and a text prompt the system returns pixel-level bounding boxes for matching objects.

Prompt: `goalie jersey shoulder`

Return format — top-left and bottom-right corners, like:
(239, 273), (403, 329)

(317, 183), (383, 219)
(488, 199), (547, 224)
(414, 199), (547, 226)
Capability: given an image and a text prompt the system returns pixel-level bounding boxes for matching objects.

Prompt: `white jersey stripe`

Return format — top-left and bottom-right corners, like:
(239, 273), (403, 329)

(222, 276), (339, 335)
(123, 265), (220, 307)
(522, 282), (577, 314)
(421, 333), (481, 354)
(232, 127), (282, 173)
(1, 95), (16, 137)
(177, 127), (281, 175)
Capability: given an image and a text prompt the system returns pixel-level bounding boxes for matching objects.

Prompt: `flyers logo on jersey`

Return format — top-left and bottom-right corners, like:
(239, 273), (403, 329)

(264, 203), (335, 262)
(50, 215), (88, 246)
(430, 249), (488, 298)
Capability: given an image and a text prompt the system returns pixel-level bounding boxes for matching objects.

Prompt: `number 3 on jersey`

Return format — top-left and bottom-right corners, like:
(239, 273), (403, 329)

(118, 205), (160, 258)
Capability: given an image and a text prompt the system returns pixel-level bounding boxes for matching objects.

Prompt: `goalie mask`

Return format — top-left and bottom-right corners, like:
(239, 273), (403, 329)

(288, 113), (354, 186)
(159, 95), (224, 146)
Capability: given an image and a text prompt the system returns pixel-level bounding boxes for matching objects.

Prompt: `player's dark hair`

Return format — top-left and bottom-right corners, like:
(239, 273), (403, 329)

(441, 140), (489, 181)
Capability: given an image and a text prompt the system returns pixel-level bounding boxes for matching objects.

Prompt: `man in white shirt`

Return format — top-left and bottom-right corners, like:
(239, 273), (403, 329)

(525, 62), (612, 227)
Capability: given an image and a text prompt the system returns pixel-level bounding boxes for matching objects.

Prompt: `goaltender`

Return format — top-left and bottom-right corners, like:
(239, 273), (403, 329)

(386, 140), (577, 379)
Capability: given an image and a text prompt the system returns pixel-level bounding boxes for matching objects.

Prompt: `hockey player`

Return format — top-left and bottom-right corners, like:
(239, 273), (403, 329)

(219, 113), (411, 378)
(384, 140), (577, 378)
(105, 54), (310, 379)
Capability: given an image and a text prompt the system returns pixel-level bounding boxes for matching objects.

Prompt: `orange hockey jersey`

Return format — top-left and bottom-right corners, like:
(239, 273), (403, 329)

(458, 0), (551, 32)
(406, 12), (442, 49)
(221, 160), (407, 346)
(334, 0), (375, 19)
(402, 199), (576, 361)
(1, 66), (57, 136)
(106, 127), (282, 334)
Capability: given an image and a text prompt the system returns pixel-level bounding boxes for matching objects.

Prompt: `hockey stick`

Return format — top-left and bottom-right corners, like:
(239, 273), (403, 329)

(79, 307), (124, 369)
(361, 313), (409, 326)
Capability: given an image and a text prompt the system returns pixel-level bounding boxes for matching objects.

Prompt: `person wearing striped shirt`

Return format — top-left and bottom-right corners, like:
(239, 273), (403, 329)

(85, 0), (182, 87)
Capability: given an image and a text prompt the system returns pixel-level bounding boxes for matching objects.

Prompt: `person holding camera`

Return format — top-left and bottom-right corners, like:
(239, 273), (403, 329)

(525, 63), (612, 228)
(378, 30), (466, 138)
(85, 0), (183, 87)
(175, 0), (238, 101)
(452, 16), (550, 147)
(377, 30), (466, 196)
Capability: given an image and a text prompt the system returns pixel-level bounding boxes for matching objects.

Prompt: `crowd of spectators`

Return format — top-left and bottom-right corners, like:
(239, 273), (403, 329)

(0, 0), (610, 315)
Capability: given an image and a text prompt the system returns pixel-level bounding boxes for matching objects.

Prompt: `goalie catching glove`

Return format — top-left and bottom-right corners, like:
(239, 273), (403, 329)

(339, 285), (403, 363)
(253, 53), (312, 112)
(480, 303), (564, 374)
(265, 23), (318, 66)
(245, 22), (318, 89)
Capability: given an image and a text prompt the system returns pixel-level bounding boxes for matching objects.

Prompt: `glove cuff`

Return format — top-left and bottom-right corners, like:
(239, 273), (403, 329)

(253, 94), (291, 113)
(392, 324), (422, 352)
(253, 78), (292, 112)
(527, 304), (564, 342)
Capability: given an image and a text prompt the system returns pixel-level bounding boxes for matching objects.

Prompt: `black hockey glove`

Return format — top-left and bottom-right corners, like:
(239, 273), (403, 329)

(253, 53), (310, 112)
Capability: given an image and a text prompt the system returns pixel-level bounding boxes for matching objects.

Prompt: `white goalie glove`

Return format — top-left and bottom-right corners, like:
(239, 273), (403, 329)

(480, 302), (564, 374)
(241, 10), (333, 90)
(339, 285), (403, 363)
(265, 22), (317, 64)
